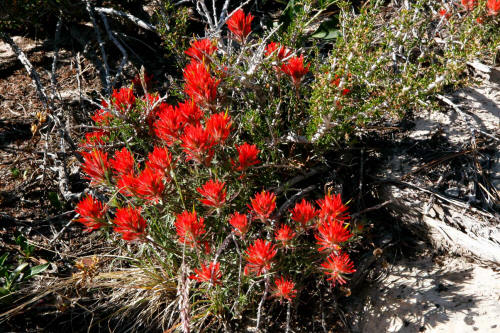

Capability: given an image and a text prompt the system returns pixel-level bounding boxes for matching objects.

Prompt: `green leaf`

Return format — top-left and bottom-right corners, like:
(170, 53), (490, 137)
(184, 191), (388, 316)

(311, 17), (341, 40)
(25, 263), (50, 279)
(0, 253), (8, 267)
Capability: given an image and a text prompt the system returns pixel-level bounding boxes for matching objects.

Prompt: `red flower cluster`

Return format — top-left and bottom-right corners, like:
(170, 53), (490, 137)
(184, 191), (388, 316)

(321, 251), (356, 286)
(232, 143), (260, 172)
(275, 224), (296, 248)
(248, 191), (276, 223)
(113, 206), (147, 241)
(206, 112), (232, 144)
(229, 212), (250, 237)
(197, 179), (227, 208)
(91, 100), (113, 125)
(75, 195), (106, 231)
(316, 193), (350, 223)
(154, 103), (187, 146)
(80, 130), (107, 149)
(438, 8), (451, 19)
(178, 100), (204, 126)
(146, 146), (173, 175)
(315, 219), (353, 252)
(185, 39), (218, 63)
(189, 262), (222, 285)
(487, 0), (500, 14)
(244, 239), (277, 276)
(181, 124), (215, 165)
(110, 147), (135, 177)
(265, 42), (291, 61)
(272, 276), (297, 302)
(133, 167), (166, 203)
(281, 55), (310, 87)
(112, 87), (136, 113)
(81, 149), (110, 185)
(183, 61), (220, 106)
(175, 210), (206, 248)
(226, 9), (254, 43)
(290, 199), (318, 229)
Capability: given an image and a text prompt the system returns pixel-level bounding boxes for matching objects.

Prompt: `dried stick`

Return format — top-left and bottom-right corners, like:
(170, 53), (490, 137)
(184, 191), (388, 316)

(50, 15), (63, 101)
(99, 12), (128, 87)
(85, 0), (111, 94)
(255, 276), (270, 331)
(95, 7), (158, 32)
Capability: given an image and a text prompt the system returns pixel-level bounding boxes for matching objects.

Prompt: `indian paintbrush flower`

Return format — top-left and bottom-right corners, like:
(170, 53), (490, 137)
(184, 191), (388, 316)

(175, 210), (207, 249)
(75, 195), (106, 231)
(226, 9), (254, 43)
(321, 251), (356, 286)
(113, 206), (147, 241)
(248, 190), (276, 223)
(197, 179), (227, 208)
(272, 276), (297, 302)
(189, 262), (222, 285)
(244, 239), (277, 276)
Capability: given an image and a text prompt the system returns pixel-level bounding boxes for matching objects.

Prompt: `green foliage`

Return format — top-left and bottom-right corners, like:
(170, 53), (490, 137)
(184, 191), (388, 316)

(154, 1), (190, 64)
(307, 0), (500, 143)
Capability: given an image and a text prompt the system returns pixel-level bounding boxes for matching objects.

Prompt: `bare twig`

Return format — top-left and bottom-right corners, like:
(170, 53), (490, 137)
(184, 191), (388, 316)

(95, 7), (158, 32)
(50, 15), (63, 101)
(99, 12), (128, 87)
(255, 276), (269, 331)
(85, 0), (111, 94)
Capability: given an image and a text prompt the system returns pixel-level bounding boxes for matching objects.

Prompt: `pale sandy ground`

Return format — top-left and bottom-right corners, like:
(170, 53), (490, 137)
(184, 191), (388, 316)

(350, 255), (500, 333)
(350, 69), (500, 333)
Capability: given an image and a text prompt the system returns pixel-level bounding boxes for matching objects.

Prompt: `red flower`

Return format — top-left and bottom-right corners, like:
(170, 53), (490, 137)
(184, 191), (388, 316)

(185, 39), (218, 62)
(487, 0), (500, 15)
(226, 9), (254, 43)
(177, 100), (204, 126)
(206, 112), (232, 144)
(461, 0), (477, 10)
(265, 42), (291, 61)
(134, 168), (166, 203)
(183, 60), (220, 106)
(244, 239), (277, 276)
(81, 149), (110, 185)
(321, 251), (356, 286)
(175, 210), (206, 248)
(272, 276), (297, 302)
(189, 262), (222, 285)
(117, 173), (138, 197)
(281, 55), (310, 87)
(75, 195), (106, 231)
(232, 143), (260, 171)
(113, 206), (147, 241)
(229, 212), (250, 237)
(197, 179), (227, 208)
(80, 131), (107, 149)
(274, 225), (296, 248)
(248, 191), (276, 223)
(180, 124), (215, 165)
(315, 219), (353, 252)
(438, 8), (451, 19)
(92, 100), (113, 125)
(290, 199), (319, 229)
(154, 103), (185, 146)
(112, 87), (136, 112)
(146, 146), (173, 175)
(110, 147), (135, 177)
(316, 193), (350, 223)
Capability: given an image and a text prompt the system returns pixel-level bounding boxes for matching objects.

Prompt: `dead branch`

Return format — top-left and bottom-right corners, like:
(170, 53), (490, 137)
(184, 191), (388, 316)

(99, 12), (128, 87)
(95, 7), (158, 32)
(85, 0), (111, 94)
